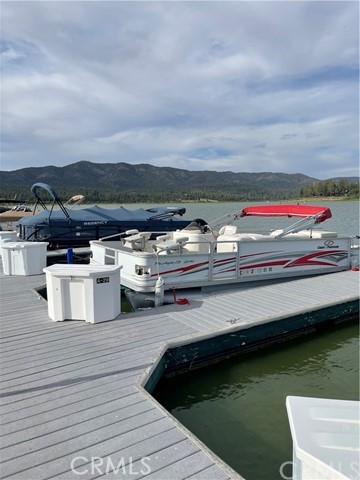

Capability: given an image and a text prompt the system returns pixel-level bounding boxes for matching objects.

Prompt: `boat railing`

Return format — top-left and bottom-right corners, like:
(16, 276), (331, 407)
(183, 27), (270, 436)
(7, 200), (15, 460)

(98, 229), (139, 242)
(92, 228), (347, 263)
(90, 231), (353, 288)
(208, 211), (242, 231)
(271, 213), (325, 238)
(91, 236), (251, 276)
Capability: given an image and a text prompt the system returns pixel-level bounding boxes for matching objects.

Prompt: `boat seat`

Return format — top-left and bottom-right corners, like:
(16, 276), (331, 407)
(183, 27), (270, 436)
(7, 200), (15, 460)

(245, 233), (267, 240)
(270, 229), (284, 237)
(172, 236), (189, 244)
(270, 230), (338, 240)
(310, 230), (338, 239)
(153, 236), (189, 255)
(173, 231), (213, 253)
(156, 234), (171, 242)
(124, 232), (151, 251)
(271, 230), (312, 240)
(217, 232), (272, 252)
(218, 225), (239, 235)
(154, 241), (182, 255)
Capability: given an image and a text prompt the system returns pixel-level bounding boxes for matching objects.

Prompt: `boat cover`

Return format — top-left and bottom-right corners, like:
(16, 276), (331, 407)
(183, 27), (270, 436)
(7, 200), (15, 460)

(17, 182), (199, 249)
(17, 205), (192, 248)
(239, 205), (332, 222)
(19, 205), (187, 224)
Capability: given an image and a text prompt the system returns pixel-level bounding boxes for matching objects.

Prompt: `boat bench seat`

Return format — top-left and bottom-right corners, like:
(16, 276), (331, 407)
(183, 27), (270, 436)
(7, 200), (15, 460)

(123, 232), (151, 251)
(270, 230), (311, 239)
(217, 233), (272, 252)
(308, 230), (338, 239)
(270, 230), (338, 240)
(218, 225), (239, 235)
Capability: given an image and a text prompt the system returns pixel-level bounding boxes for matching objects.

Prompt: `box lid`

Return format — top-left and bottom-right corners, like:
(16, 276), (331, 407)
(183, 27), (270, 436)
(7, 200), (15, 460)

(43, 264), (122, 277)
(2, 241), (48, 250)
(286, 396), (359, 479)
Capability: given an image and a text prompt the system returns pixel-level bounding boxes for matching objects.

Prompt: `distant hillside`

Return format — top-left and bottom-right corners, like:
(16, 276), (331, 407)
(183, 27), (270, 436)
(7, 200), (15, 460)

(300, 177), (359, 199)
(329, 177), (359, 184)
(0, 160), (344, 203)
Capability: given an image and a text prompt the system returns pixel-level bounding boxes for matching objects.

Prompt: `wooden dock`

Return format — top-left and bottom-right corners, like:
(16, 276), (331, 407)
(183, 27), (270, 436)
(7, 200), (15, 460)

(0, 266), (359, 479)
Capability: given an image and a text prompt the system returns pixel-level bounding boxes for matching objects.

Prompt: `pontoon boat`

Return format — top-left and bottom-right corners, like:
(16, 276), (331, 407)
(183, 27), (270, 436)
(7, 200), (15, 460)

(17, 183), (206, 249)
(90, 204), (354, 292)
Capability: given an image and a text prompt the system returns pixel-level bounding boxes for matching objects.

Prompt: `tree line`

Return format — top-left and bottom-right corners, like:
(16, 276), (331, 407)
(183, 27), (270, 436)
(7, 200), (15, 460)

(0, 185), (298, 204)
(300, 179), (359, 198)
(0, 180), (358, 205)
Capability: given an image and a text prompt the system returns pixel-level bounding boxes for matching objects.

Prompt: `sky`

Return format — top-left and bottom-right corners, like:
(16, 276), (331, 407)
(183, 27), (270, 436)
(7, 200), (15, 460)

(1, 1), (359, 179)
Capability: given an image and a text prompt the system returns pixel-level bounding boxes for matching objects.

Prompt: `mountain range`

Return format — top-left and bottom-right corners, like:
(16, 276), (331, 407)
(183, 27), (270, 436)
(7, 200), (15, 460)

(0, 161), (358, 203)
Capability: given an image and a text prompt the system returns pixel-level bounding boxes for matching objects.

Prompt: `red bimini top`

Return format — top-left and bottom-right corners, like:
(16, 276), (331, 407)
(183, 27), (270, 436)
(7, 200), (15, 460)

(239, 205), (332, 223)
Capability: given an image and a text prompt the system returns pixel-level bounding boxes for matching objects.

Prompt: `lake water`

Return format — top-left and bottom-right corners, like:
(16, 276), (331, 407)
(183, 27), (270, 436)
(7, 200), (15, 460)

(153, 319), (359, 480)
(124, 200), (360, 480)
(118, 200), (360, 238)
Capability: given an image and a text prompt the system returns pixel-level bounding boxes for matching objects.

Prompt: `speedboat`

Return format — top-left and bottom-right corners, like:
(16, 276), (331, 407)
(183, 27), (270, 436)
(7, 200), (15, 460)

(0, 197), (33, 225)
(90, 204), (354, 293)
(17, 183), (206, 249)
(0, 205), (33, 224)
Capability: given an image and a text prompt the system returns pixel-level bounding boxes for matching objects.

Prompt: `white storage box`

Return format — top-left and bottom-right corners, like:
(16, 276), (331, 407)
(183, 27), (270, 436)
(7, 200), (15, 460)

(43, 264), (122, 323)
(0, 231), (18, 257)
(286, 396), (359, 480)
(2, 242), (48, 275)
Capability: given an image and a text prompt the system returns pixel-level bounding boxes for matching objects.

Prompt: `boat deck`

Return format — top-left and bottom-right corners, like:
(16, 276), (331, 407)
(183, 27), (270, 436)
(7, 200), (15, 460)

(0, 266), (359, 480)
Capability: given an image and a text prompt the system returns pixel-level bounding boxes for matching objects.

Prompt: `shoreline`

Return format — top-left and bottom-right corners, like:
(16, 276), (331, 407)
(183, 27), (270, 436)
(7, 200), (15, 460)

(121, 196), (358, 204)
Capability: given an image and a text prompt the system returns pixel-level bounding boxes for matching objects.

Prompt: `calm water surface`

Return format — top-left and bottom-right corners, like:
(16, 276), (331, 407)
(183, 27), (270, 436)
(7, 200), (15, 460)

(154, 320), (359, 480)
(118, 200), (359, 237)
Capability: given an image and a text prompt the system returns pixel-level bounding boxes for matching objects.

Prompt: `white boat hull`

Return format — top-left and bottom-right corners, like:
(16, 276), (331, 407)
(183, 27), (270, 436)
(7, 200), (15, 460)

(90, 234), (352, 292)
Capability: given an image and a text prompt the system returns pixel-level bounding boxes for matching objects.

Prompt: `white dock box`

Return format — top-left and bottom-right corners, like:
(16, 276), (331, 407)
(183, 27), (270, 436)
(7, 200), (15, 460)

(0, 231), (18, 257)
(2, 242), (48, 275)
(286, 396), (359, 480)
(43, 264), (122, 323)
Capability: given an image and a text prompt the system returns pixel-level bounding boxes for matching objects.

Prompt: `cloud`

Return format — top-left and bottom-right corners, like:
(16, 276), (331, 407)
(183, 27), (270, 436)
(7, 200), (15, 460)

(1, 1), (359, 179)
(281, 134), (298, 140)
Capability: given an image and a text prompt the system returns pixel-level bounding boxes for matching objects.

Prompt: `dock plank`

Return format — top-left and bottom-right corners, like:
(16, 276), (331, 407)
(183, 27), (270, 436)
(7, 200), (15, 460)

(0, 369), (139, 409)
(72, 429), (191, 480)
(135, 450), (215, 480)
(1, 380), (139, 431)
(1, 267), (358, 480)
(2, 418), (178, 480)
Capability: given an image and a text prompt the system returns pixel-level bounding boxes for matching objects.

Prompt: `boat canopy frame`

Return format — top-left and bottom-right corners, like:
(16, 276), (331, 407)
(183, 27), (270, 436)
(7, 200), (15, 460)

(31, 183), (70, 220)
(209, 204), (332, 238)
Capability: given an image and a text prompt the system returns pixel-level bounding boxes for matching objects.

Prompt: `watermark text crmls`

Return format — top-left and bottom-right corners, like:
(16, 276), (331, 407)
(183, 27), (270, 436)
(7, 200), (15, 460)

(280, 460), (360, 480)
(71, 456), (152, 476)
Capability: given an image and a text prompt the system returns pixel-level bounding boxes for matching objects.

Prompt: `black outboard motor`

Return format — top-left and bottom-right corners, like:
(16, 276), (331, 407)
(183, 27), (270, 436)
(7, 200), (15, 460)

(193, 218), (211, 233)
